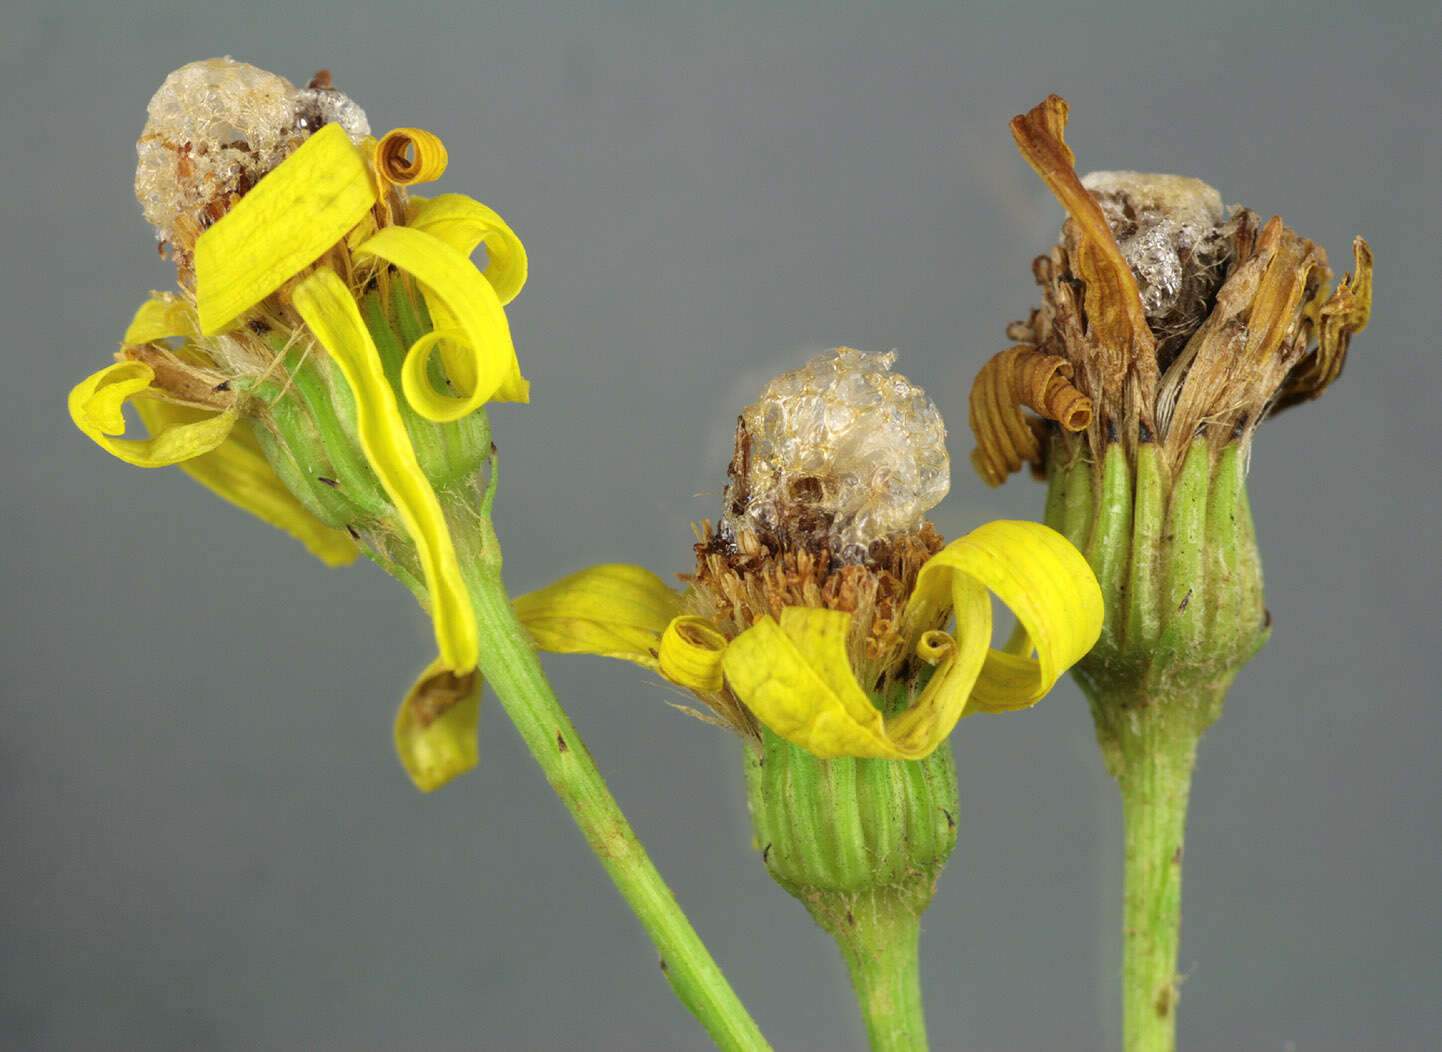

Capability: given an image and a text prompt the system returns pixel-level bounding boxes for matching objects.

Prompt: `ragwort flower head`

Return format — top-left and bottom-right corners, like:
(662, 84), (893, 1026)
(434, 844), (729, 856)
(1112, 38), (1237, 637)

(518, 348), (1104, 761)
(970, 94), (1373, 487)
(67, 58), (532, 790)
(969, 93), (1375, 719)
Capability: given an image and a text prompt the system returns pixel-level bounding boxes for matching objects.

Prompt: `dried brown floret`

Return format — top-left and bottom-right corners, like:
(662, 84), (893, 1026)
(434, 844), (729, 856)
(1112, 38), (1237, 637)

(969, 346), (1092, 486)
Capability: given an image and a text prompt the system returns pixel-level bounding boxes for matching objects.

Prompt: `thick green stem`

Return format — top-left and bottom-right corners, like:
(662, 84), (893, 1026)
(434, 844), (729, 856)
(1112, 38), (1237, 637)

(1090, 682), (1224, 1052)
(453, 524), (768, 1050)
(831, 892), (929, 1052)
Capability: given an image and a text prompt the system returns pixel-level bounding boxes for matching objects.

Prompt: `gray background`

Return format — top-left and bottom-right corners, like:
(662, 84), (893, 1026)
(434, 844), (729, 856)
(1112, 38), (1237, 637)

(4, 2), (1438, 1049)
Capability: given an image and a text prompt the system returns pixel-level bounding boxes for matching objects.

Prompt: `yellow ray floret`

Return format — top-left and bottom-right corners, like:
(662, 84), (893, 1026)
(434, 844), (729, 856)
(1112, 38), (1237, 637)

(124, 293), (198, 345)
(195, 123), (378, 335)
(658, 616), (729, 692)
(394, 658), (482, 792)
(409, 193), (529, 306)
(722, 520), (1103, 759)
(356, 225), (528, 420)
(292, 266), (478, 672)
(513, 564), (681, 668)
(722, 608), (915, 758)
(903, 520), (1104, 713)
(68, 360), (235, 467)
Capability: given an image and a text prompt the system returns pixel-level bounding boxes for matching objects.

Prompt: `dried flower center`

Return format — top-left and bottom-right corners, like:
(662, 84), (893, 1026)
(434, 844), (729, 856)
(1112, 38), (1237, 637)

(1081, 171), (1234, 366)
(718, 348), (949, 564)
(135, 57), (371, 252)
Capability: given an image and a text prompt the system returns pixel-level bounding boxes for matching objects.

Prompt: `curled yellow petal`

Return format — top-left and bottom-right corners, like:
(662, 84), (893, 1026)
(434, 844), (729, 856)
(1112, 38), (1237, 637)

(68, 361), (235, 467)
(394, 658), (481, 792)
(513, 564), (682, 668)
(195, 123), (378, 335)
(375, 127), (449, 188)
(291, 266), (478, 672)
(658, 616), (729, 692)
(356, 225), (528, 421)
(409, 193), (529, 306)
(135, 402), (358, 567)
(905, 519), (1103, 714)
(723, 608), (915, 759)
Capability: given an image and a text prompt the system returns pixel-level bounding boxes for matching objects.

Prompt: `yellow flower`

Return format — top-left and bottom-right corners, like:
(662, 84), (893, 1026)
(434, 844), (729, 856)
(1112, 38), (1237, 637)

(515, 523), (1101, 760)
(515, 350), (1103, 760)
(67, 60), (530, 791)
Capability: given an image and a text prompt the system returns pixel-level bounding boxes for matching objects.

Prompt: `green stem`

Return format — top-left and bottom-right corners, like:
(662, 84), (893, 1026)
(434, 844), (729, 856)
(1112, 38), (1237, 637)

(830, 892), (929, 1052)
(1091, 682), (1222, 1052)
(465, 567), (770, 1051)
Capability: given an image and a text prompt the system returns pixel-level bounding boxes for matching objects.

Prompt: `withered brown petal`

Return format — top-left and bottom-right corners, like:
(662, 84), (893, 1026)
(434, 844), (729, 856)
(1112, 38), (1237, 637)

(1161, 216), (1327, 451)
(1274, 236), (1373, 412)
(1010, 96), (1155, 376)
(969, 345), (1092, 487)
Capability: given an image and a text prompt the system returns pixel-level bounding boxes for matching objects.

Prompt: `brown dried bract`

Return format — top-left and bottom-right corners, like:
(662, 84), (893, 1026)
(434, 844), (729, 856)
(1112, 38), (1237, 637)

(1157, 215), (1329, 461)
(121, 341), (236, 412)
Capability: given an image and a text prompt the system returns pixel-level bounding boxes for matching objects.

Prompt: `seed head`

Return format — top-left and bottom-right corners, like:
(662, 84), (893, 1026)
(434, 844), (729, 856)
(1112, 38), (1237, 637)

(135, 57), (370, 256)
(970, 95), (1372, 483)
(718, 348), (948, 564)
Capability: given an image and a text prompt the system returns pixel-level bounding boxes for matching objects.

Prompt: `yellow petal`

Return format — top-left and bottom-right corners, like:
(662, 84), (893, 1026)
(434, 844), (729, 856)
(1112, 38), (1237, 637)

(124, 293), (198, 345)
(356, 225), (528, 421)
(513, 564), (681, 668)
(195, 123), (378, 335)
(884, 583), (991, 748)
(658, 616), (729, 692)
(134, 402), (358, 567)
(722, 608), (913, 759)
(68, 361), (235, 467)
(723, 520), (1102, 760)
(394, 658), (481, 792)
(905, 519), (1104, 714)
(291, 266), (478, 672)
(409, 193), (529, 306)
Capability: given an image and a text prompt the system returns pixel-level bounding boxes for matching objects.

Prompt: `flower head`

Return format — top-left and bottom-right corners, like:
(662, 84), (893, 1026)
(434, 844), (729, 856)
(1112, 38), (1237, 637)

(969, 93), (1377, 737)
(517, 349), (1103, 760)
(970, 94), (1372, 486)
(68, 58), (531, 790)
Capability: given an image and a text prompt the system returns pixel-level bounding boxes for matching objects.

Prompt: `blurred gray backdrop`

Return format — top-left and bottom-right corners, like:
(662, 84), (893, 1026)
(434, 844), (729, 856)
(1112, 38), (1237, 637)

(4, 2), (1439, 1049)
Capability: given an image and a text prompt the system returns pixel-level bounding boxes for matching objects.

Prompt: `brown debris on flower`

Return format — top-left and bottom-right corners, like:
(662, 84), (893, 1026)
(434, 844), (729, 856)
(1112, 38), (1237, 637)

(970, 94), (1373, 482)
